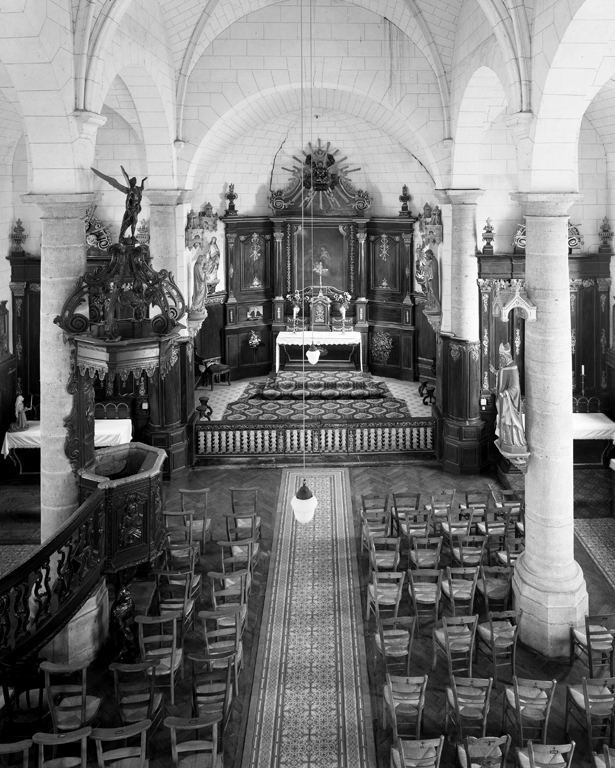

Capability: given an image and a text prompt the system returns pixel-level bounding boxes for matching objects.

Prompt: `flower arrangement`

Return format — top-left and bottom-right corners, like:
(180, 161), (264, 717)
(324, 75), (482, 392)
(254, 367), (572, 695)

(372, 331), (393, 364)
(248, 330), (261, 349)
(286, 290), (303, 307)
(333, 291), (351, 309)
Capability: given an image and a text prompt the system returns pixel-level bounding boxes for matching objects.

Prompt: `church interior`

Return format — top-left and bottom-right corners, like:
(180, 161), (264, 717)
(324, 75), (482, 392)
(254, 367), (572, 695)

(3, 0), (615, 766)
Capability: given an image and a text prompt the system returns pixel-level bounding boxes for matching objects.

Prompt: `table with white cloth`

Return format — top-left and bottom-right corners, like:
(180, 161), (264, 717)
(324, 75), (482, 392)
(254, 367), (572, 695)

(275, 330), (363, 372)
(2, 420), (133, 473)
(572, 412), (615, 441)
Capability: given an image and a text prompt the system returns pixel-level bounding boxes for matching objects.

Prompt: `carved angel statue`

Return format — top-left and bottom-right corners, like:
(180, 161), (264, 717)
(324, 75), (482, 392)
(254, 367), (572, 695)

(91, 166), (148, 243)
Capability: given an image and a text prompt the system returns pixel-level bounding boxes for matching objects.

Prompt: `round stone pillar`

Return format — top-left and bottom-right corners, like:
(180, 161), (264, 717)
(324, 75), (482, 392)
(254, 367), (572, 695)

(510, 192), (588, 657)
(24, 193), (97, 543)
(445, 189), (483, 342)
(147, 190), (190, 300)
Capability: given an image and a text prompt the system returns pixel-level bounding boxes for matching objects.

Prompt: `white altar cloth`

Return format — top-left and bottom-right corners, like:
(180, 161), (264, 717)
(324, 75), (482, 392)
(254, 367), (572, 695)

(275, 330), (363, 372)
(2, 419), (133, 459)
(572, 412), (615, 441)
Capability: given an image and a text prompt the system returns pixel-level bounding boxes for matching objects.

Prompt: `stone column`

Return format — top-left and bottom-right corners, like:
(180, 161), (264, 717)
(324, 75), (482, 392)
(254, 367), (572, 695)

(147, 189), (190, 300)
(510, 192), (588, 657)
(24, 193), (97, 543)
(444, 189), (483, 342)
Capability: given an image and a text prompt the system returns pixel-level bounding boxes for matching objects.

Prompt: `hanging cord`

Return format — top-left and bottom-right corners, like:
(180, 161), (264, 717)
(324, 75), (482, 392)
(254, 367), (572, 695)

(300, 0), (306, 479)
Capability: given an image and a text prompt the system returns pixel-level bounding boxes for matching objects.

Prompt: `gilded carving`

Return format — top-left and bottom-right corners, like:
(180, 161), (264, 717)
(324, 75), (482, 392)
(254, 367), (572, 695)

(379, 234), (389, 262)
(482, 329), (489, 357)
(601, 328), (607, 354)
(515, 328), (521, 357)
(483, 372), (489, 390)
(450, 343), (461, 361)
(602, 371), (608, 390)
(571, 329), (576, 355)
(469, 344), (480, 363)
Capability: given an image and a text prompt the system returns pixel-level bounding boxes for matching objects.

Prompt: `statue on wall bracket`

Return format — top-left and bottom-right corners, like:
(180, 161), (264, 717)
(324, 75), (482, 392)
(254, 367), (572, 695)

(269, 139), (371, 215)
(415, 203), (443, 333)
(490, 343), (530, 473)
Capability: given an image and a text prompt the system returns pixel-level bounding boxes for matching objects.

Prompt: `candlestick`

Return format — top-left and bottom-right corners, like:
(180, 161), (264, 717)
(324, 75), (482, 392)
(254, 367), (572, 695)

(581, 365), (585, 375)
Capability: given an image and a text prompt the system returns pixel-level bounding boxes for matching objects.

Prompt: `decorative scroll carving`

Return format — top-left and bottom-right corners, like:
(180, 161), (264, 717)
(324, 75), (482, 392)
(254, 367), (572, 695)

(571, 329), (576, 355)
(469, 344), (480, 363)
(492, 280), (537, 322)
(118, 492), (146, 548)
(450, 344), (461, 361)
(159, 340), (180, 379)
(269, 139), (371, 214)
(0, 302), (9, 359)
(512, 223), (526, 253)
(85, 205), (112, 251)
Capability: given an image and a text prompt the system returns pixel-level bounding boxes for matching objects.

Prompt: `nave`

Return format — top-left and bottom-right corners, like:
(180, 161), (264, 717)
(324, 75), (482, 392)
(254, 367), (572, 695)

(1, 462), (613, 768)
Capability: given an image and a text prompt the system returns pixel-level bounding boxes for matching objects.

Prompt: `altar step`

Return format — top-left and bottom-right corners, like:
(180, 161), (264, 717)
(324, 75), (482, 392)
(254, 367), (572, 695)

(193, 417), (436, 463)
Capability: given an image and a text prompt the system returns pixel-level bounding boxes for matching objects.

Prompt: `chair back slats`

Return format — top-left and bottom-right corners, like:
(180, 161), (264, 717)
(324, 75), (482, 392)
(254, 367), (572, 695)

(397, 735), (444, 768)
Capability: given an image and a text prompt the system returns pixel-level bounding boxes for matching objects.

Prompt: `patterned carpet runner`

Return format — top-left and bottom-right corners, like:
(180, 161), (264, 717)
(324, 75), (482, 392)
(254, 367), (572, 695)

(242, 468), (375, 768)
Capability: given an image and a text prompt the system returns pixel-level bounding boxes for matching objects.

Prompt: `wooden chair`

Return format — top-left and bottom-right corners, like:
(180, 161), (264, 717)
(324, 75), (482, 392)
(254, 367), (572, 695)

(391, 492), (422, 538)
(398, 511), (433, 551)
(445, 676), (493, 739)
(383, 673), (428, 741)
(369, 536), (401, 573)
(476, 610), (518, 686)
(442, 566), (479, 616)
(224, 512), (261, 546)
(188, 653), (234, 738)
(594, 744), (615, 767)
(441, 509), (473, 557)
(460, 491), (493, 513)
(457, 735), (510, 768)
(164, 714), (222, 768)
(503, 677), (557, 746)
(432, 614), (478, 677)
(408, 569), (442, 633)
(199, 606), (244, 697)
(515, 741), (575, 768)
(0, 658), (48, 736)
(108, 661), (164, 730)
(571, 615), (615, 678)
(408, 536), (442, 570)
(476, 508), (508, 563)
(161, 542), (202, 602)
(391, 736), (445, 768)
(218, 538), (259, 585)
(40, 661), (102, 734)
(565, 677), (615, 753)
(0, 739), (32, 768)
(360, 494), (392, 551)
(229, 487), (262, 539)
(424, 490), (456, 534)
(477, 566), (513, 613)
(178, 487), (212, 552)
(33, 730), (89, 768)
(207, 569), (249, 631)
(451, 534), (487, 568)
(153, 569), (195, 642)
(495, 536), (525, 567)
(365, 570), (405, 620)
(375, 616), (416, 676)
(134, 611), (183, 706)
(33, 728), (91, 768)
(90, 720), (150, 768)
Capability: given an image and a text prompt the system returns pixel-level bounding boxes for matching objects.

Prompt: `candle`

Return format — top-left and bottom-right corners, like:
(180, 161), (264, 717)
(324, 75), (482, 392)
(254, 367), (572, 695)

(582, 365), (585, 375)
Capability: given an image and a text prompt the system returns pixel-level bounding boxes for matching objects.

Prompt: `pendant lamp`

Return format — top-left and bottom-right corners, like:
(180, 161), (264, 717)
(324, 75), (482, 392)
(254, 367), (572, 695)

(291, 0), (317, 523)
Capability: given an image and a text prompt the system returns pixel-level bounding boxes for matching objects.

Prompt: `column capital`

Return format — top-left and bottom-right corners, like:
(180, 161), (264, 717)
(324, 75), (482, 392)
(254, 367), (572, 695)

(502, 111), (534, 143)
(23, 192), (99, 218)
(511, 192), (582, 217)
(437, 189), (483, 205)
(146, 189), (191, 206)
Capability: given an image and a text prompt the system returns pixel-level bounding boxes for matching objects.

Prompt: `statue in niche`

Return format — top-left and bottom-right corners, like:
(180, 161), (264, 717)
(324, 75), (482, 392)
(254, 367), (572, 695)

(91, 166), (148, 243)
(491, 343), (527, 454)
(205, 236), (220, 286)
(8, 394), (32, 432)
(190, 251), (208, 316)
(422, 249), (440, 312)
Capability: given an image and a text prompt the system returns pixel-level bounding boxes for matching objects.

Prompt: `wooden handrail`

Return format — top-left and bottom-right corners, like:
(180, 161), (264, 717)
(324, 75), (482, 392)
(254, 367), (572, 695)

(0, 489), (106, 664)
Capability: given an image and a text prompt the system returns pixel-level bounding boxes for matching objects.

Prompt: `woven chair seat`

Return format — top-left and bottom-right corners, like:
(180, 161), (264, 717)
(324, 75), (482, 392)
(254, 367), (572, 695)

(569, 683), (615, 715)
(56, 695), (101, 730)
(375, 629), (411, 657)
(369, 584), (401, 604)
(446, 688), (484, 719)
(409, 551), (438, 568)
(434, 627), (471, 651)
(477, 622), (516, 647)
(572, 625), (614, 652)
(383, 685), (422, 715)
(504, 685), (547, 716)
(457, 743), (502, 768)
(442, 581), (473, 601)
(412, 584), (438, 603)
(516, 748), (567, 767)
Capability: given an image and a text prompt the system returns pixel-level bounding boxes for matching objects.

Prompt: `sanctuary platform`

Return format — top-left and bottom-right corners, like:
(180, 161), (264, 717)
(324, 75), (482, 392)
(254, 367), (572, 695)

(192, 373), (436, 464)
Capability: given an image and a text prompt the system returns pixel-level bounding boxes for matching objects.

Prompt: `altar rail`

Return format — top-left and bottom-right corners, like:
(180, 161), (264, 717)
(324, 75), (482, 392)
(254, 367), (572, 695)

(0, 490), (106, 663)
(194, 417), (436, 461)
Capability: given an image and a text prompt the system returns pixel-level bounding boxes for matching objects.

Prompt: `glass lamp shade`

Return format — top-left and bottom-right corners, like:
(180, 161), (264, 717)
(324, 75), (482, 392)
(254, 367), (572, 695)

(291, 480), (318, 524)
(306, 345), (320, 365)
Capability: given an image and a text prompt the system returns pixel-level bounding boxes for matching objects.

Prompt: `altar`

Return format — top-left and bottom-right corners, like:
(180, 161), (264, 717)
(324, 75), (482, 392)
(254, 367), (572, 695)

(275, 330), (363, 373)
(2, 420), (133, 473)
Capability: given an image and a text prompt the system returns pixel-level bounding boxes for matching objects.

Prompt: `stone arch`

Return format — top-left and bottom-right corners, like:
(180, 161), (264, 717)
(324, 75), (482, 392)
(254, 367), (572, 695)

(529, 0), (615, 191)
(97, 67), (177, 188)
(451, 66), (508, 188)
(0, 0), (80, 191)
(183, 83), (443, 192)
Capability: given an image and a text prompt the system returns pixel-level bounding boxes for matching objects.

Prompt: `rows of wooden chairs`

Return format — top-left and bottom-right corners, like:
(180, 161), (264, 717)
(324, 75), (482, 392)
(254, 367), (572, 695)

(0, 485), (264, 767)
(359, 490), (611, 768)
